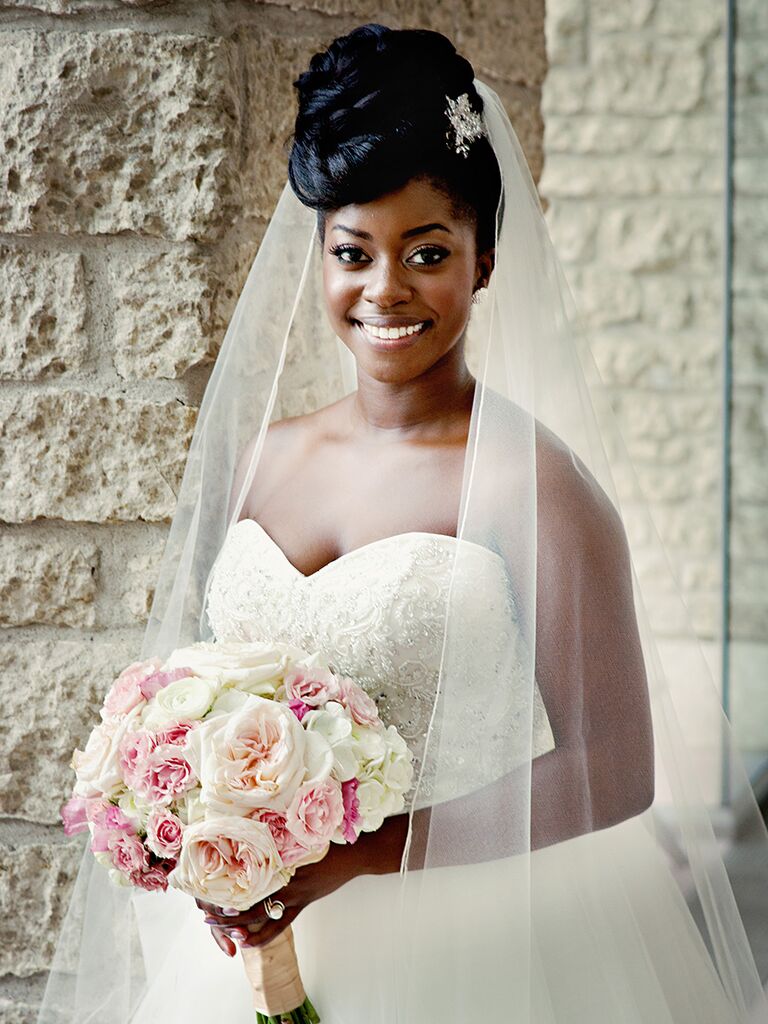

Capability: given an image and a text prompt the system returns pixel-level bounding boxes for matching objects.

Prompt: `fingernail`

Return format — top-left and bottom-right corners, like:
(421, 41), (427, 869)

(222, 907), (240, 916)
(230, 928), (248, 943)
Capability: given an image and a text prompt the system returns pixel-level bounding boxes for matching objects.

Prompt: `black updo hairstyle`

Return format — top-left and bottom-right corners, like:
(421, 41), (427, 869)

(287, 23), (503, 257)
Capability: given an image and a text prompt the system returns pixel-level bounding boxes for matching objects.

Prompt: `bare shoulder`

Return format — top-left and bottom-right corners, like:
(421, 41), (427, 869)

(232, 399), (346, 520)
(534, 417), (628, 567)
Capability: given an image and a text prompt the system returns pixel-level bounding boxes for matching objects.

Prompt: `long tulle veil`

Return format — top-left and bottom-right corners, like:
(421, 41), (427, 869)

(37, 75), (768, 1023)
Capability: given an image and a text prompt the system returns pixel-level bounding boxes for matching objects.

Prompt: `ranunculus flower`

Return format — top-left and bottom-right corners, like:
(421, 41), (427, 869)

(285, 778), (345, 849)
(101, 658), (163, 721)
(337, 676), (381, 729)
(283, 663), (341, 708)
(183, 694), (312, 815)
(72, 705), (143, 799)
(163, 641), (298, 697)
(141, 676), (220, 731)
(145, 808), (184, 859)
(168, 816), (289, 911)
(132, 743), (197, 805)
(140, 667), (197, 702)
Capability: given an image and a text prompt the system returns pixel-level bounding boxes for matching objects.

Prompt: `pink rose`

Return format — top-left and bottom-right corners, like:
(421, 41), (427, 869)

(145, 808), (184, 859)
(133, 743), (197, 805)
(140, 667), (197, 701)
(338, 676), (381, 728)
(340, 778), (362, 844)
(107, 831), (150, 878)
(118, 730), (159, 789)
(131, 864), (171, 892)
(284, 665), (341, 708)
(285, 778), (345, 849)
(102, 658), (163, 720)
(249, 808), (313, 869)
(60, 795), (90, 836)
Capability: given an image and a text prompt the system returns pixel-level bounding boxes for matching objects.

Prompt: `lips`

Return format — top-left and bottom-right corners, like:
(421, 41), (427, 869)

(353, 319), (431, 351)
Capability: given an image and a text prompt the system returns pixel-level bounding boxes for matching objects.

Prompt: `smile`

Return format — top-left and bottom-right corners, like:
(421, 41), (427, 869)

(354, 320), (431, 351)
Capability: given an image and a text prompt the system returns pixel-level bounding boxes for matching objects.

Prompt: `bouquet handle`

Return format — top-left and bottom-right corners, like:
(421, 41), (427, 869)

(239, 925), (320, 1023)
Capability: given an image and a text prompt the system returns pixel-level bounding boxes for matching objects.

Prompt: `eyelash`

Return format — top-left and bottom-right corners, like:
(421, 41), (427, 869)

(327, 244), (449, 266)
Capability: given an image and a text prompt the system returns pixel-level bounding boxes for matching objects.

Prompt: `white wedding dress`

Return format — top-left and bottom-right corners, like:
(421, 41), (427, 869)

(129, 518), (751, 1022)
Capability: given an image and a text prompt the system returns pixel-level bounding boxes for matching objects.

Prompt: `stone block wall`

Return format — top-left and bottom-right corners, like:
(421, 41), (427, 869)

(541, 0), (768, 759)
(0, 2), (546, 1018)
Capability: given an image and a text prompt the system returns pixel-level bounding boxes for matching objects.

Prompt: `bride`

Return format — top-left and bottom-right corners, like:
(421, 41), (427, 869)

(39, 22), (768, 1024)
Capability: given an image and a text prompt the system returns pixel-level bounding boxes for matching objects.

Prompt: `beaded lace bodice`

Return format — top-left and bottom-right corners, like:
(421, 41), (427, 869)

(205, 518), (554, 808)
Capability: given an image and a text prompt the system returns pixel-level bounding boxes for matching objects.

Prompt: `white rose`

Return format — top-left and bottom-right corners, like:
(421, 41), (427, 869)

(164, 640), (304, 697)
(141, 676), (220, 730)
(168, 816), (289, 911)
(302, 703), (359, 782)
(108, 867), (132, 888)
(207, 688), (252, 718)
(72, 705), (142, 799)
(183, 694), (310, 815)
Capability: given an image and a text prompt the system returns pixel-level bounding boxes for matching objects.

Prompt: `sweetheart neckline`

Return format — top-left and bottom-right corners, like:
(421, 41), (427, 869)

(231, 517), (503, 581)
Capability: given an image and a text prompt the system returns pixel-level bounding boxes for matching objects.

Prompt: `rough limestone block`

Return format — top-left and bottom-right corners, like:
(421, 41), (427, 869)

(588, 326), (720, 388)
(590, 0), (654, 32)
(109, 227), (266, 380)
(0, 247), (87, 380)
(544, 115), (723, 157)
(597, 203), (722, 274)
(0, 390), (197, 524)
(0, 830), (86, 978)
(545, 0), (587, 66)
(565, 265), (642, 326)
(0, 534), (98, 628)
(544, 202), (599, 262)
(541, 154), (722, 199)
(0, 638), (138, 823)
(0, 29), (242, 243)
(590, 35), (706, 115)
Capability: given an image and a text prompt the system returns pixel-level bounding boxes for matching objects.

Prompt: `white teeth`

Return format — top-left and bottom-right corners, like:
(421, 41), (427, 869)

(359, 321), (428, 340)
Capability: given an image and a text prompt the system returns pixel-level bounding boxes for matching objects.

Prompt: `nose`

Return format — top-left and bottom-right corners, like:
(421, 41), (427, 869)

(362, 259), (413, 308)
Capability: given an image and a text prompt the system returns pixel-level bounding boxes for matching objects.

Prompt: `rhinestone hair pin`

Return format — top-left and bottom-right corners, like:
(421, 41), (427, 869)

(444, 91), (487, 157)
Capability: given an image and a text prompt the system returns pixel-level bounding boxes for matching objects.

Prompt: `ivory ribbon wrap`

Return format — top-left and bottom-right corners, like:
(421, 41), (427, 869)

(240, 925), (307, 1015)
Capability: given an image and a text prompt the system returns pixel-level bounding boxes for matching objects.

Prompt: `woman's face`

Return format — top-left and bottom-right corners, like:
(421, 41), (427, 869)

(322, 177), (494, 384)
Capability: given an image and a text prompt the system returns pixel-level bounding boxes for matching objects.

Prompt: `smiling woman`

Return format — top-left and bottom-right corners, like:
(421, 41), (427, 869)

(37, 20), (768, 1024)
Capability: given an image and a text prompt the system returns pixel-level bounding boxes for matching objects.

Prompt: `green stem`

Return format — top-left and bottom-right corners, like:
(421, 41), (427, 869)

(254, 994), (321, 1024)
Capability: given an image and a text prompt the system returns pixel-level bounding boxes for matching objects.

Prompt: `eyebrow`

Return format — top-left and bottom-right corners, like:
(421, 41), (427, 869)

(331, 222), (452, 241)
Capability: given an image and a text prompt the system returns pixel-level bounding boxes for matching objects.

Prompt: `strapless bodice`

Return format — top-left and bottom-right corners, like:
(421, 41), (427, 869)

(204, 518), (554, 807)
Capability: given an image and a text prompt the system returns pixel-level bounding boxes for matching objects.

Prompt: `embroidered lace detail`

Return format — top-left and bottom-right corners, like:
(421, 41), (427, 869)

(205, 519), (554, 809)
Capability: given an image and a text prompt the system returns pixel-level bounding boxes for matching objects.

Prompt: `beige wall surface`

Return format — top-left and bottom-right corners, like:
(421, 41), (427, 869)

(0, 1), (546, 1018)
(542, 0), (768, 764)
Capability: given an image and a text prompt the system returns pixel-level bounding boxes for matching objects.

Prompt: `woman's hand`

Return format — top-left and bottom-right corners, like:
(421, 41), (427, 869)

(197, 837), (369, 955)
(197, 813), (409, 955)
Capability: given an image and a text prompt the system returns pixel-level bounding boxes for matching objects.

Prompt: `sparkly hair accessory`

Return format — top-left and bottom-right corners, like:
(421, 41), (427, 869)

(444, 91), (487, 157)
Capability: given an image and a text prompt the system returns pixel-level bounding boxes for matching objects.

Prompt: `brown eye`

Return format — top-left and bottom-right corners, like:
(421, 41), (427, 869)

(409, 246), (449, 266)
(328, 244), (369, 264)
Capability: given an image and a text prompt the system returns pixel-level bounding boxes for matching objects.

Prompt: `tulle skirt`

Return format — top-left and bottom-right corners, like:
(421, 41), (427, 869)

(130, 813), (759, 1023)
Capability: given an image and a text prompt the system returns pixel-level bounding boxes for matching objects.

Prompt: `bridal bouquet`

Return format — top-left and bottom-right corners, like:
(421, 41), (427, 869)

(60, 639), (415, 1024)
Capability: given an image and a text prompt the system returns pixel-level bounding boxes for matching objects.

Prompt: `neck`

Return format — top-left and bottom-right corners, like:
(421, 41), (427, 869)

(350, 345), (476, 439)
